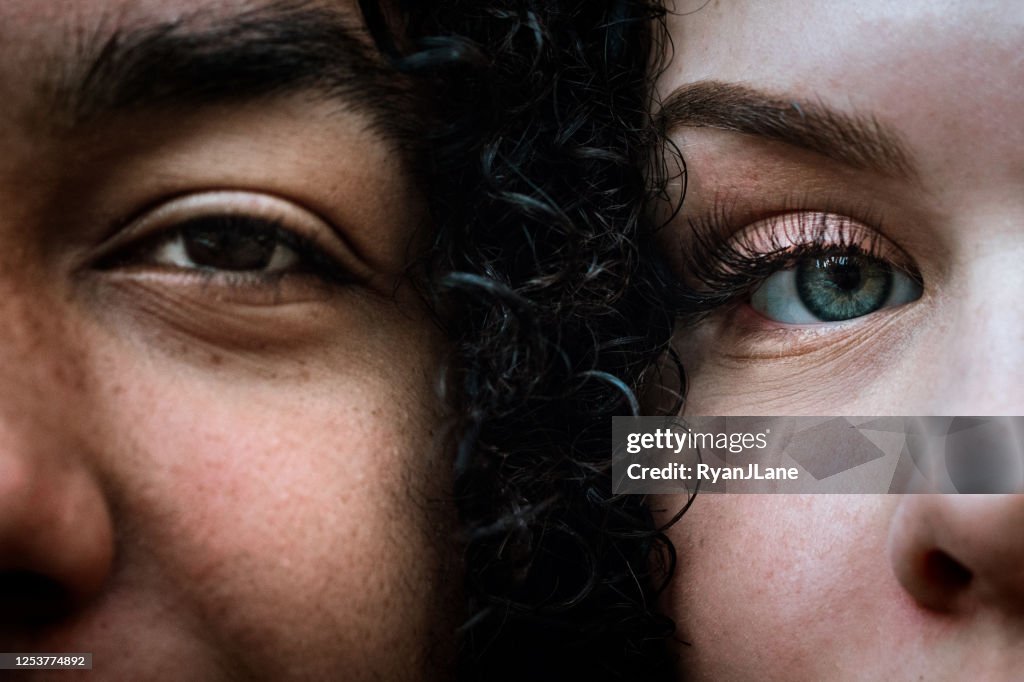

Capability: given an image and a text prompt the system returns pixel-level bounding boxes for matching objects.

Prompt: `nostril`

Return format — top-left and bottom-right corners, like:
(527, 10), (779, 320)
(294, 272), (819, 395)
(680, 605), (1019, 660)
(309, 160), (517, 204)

(0, 571), (75, 626)
(923, 550), (972, 592)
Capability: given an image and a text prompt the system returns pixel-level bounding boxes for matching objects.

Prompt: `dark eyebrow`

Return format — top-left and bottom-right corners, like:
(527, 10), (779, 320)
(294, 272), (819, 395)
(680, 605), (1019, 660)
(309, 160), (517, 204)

(53, 1), (417, 141)
(656, 81), (916, 179)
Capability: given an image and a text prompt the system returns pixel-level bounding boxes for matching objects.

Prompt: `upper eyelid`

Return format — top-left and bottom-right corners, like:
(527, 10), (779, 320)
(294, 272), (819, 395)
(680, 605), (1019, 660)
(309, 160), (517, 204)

(689, 210), (919, 274)
(91, 191), (373, 278)
(680, 190), (895, 242)
(729, 213), (918, 274)
(144, 217), (310, 262)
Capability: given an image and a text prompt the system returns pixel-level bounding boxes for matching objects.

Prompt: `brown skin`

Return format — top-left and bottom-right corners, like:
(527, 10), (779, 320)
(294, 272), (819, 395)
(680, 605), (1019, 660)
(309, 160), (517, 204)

(654, 1), (1024, 679)
(0, 1), (456, 680)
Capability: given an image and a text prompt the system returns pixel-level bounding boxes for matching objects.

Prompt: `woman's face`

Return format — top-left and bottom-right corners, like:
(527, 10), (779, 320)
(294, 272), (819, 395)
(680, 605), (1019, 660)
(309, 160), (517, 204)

(0, 1), (456, 679)
(654, 0), (1024, 678)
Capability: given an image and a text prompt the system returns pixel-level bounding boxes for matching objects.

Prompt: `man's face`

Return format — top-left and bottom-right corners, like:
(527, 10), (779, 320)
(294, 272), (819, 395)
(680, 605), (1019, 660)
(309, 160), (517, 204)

(653, 0), (1024, 679)
(0, 1), (455, 679)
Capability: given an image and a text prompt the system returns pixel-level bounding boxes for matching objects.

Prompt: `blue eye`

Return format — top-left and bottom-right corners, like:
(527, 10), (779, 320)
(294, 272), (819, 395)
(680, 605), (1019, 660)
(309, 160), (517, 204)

(750, 252), (922, 323)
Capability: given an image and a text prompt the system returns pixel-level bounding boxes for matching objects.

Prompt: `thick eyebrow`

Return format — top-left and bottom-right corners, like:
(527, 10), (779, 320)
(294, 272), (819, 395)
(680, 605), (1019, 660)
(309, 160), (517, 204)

(52, 2), (417, 141)
(656, 81), (916, 179)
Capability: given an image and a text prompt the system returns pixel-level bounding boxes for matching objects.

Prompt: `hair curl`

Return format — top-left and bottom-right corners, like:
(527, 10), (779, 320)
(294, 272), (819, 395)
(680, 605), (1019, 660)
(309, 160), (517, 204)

(360, 2), (682, 679)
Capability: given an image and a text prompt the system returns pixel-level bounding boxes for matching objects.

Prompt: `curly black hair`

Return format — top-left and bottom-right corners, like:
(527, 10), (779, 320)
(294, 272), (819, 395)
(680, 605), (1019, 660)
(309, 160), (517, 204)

(360, 2), (682, 680)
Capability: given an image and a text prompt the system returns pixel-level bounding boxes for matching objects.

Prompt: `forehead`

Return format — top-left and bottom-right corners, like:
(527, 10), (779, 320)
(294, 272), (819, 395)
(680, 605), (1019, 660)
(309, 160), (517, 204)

(658, 0), (1024, 192)
(0, 0), (367, 119)
(0, 0), (361, 44)
(0, 0), (335, 59)
(660, 0), (1022, 87)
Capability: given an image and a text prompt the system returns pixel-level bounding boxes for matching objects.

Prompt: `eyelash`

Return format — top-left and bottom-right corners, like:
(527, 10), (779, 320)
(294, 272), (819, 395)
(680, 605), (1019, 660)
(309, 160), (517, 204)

(100, 214), (352, 287)
(672, 203), (922, 319)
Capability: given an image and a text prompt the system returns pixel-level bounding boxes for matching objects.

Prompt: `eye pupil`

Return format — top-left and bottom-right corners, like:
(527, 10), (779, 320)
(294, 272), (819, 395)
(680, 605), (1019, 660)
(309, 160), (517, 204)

(796, 253), (893, 321)
(181, 222), (276, 271)
(822, 256), (862, 291)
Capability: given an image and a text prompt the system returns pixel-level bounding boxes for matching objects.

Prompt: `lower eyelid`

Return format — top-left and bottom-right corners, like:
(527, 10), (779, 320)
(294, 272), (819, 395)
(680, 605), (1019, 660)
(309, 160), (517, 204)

(88, 274), (358, 361)
(99, 267), (339, 306)
(712, 302), (912, 360)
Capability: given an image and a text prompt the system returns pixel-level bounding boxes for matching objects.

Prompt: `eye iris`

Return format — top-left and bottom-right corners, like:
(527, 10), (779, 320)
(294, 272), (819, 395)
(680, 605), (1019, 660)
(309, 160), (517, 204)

(181, 222), (276, 271)
(795, 254), (893, 321)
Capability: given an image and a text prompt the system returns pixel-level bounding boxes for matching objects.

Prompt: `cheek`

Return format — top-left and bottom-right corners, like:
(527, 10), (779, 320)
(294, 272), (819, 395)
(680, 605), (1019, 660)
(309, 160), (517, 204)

(658, 495), (910, 679)
(87, 331), (455, 679)
(672, 304), (932, 415)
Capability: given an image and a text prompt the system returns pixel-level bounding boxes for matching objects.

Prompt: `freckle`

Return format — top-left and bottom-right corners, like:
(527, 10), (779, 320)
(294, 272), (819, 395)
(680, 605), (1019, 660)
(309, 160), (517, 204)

(208, 352), (224, 366)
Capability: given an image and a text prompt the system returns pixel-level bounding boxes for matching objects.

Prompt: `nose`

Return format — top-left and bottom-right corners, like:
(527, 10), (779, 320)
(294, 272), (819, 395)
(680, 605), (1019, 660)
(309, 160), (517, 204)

(888, 493), (1024, 614)
(0, 328), (115, 627)
(0, 282), (118, 625)
(0, 442), (115, 625)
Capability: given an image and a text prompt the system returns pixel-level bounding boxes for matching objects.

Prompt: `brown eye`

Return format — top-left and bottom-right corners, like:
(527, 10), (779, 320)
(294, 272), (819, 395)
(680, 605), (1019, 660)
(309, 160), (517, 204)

(178, 219), (285, 271)
(95, 192), (367, 288)
(152, 216), (300, 274)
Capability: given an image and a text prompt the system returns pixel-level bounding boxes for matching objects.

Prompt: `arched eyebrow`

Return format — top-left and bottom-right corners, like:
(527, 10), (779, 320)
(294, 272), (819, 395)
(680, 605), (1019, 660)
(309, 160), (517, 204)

(51, 2), (417, 141)
(656, 81), (917, 180)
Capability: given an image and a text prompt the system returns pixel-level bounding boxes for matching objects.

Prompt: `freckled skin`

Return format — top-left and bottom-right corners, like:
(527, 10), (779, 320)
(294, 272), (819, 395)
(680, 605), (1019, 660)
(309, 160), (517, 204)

(0, 2), (457, 680)
(655, 1), (1024, 679)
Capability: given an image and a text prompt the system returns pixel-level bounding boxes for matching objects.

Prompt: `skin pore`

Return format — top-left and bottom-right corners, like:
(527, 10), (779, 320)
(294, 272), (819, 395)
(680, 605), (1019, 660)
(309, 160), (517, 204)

(0, 1), (456, 680)
(653, 1), (1024, 679)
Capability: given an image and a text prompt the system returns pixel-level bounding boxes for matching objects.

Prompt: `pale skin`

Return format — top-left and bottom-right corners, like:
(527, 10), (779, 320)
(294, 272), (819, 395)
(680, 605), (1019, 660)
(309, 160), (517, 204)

(653, 0), (1024, 679)
(0, 1), (456, 680)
